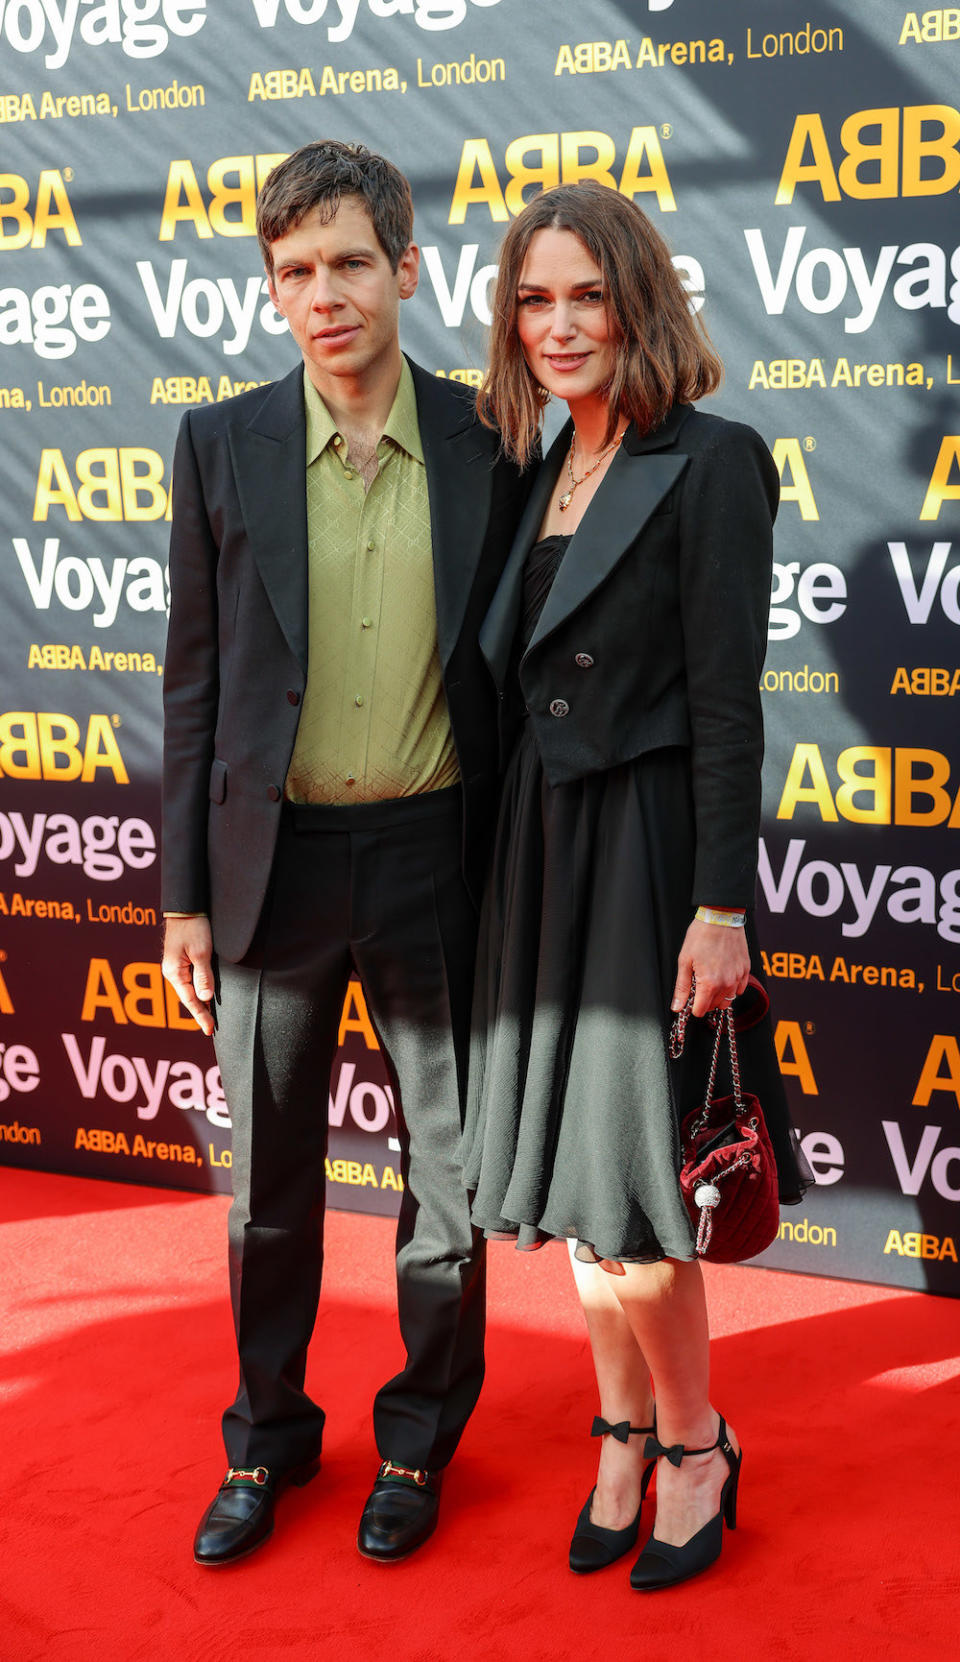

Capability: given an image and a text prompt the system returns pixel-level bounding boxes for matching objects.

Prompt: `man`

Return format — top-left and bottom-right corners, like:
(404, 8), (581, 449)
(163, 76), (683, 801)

(161, 141), (529, 1567)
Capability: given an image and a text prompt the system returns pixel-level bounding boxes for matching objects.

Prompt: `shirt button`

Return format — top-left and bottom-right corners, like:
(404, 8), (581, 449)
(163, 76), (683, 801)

(287, 689), (301, 705)
(267, 784), (281, 801)
(361, 616), (373, 629)
(574, 653), (594, 669)
(366, 539), (375, 551)
(549, 698), (570, 718)
(355, 694), (364, 707)
(333, 435), (342, 448)
(344, 470), (354, 481)
(346, 774), (356, 786)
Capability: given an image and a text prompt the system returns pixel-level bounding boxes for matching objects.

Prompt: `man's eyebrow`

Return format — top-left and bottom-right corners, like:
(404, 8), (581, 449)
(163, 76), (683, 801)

(275, 244), (377, 270)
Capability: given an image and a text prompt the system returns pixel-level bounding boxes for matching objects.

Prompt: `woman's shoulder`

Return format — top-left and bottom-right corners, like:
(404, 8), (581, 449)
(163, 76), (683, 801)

(674, 404), (773, 465)
(672, 407), (779, 518)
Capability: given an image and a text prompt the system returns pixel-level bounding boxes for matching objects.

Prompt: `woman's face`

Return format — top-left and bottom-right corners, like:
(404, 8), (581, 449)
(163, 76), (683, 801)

(515, 227), (617, 406)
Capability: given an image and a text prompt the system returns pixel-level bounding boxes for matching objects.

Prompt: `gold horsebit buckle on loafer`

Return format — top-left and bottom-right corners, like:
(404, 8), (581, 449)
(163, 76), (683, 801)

(224, 1466), (269, 1487)
(378, 1460), (428, 1487)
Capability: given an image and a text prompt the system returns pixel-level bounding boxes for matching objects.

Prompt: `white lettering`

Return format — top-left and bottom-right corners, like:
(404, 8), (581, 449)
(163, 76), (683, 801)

(136, 259), (280, 355)
(0, 0), (208, 72)
(888, 541), (960, 625)
(0, 812), (156, 880)
(745, 227), (960, 333)
(13, 538), (169, 625)
(0, 283), (111, 361)
(247, 0), (503, 44)
(758, 840), (960, 944)
(883, 1121), (960, 1201)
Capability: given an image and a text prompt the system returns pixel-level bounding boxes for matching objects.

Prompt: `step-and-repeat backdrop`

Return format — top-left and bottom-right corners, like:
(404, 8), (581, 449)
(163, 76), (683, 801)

(2, 0), (958, 1290)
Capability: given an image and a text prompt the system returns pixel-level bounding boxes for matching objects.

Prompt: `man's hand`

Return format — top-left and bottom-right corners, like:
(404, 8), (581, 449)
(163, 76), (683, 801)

(671, 918), (750, 1019)
(162, 916), (216, 1036)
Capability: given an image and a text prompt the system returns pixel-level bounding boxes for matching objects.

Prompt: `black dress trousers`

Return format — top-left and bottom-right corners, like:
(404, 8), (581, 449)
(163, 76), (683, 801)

(212, 786), (486, 1474)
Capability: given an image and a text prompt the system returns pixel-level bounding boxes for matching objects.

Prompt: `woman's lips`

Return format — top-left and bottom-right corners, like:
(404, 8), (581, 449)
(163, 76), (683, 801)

(543, 352), (589, 371)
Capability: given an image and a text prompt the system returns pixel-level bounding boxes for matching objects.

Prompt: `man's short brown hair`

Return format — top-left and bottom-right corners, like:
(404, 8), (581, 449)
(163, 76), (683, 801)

(256, 140), (414, 275)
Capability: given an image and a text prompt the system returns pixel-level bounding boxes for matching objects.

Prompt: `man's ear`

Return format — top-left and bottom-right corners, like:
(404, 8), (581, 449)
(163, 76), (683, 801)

(398, 242), (420, 301)
(266, 273), (283, 314)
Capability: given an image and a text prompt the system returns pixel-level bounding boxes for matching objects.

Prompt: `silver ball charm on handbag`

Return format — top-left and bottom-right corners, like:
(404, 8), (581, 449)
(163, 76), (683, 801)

(694, 1182), (721, 1210)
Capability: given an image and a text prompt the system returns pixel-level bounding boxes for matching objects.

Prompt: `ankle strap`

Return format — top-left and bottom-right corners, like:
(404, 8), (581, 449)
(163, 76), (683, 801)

(643, 1414), (733, 1469)
(591, 1416), (654, 1444)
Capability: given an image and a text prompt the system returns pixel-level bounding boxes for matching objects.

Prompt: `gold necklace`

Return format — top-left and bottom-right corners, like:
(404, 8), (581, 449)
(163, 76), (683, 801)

(558, 429), (625, 511)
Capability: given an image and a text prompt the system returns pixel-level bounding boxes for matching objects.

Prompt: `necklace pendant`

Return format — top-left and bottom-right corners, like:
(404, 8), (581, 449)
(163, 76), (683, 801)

(558, 489), (573, 511)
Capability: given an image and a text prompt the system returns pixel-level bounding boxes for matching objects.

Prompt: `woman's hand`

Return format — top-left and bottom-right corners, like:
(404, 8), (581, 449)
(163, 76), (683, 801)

(671, 918), (750, 1019)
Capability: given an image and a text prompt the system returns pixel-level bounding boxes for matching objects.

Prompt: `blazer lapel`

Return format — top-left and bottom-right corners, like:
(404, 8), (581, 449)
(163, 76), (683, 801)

(479, 425), (567, 692)
(411, 360), (497, 669)
(528, 445), (689, 653)
(229, 366), (309, 672)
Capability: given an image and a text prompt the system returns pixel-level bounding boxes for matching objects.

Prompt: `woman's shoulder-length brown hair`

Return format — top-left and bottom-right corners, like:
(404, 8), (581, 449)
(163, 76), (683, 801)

(477, 181), (723, 467)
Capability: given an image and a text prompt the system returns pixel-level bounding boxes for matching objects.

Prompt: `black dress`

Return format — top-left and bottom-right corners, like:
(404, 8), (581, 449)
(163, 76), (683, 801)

(461, 534), (809, 1264)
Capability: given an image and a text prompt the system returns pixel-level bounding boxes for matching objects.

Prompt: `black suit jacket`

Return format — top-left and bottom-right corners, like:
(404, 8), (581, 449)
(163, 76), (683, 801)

(161, 358), (530, 962)
(480, 404), (778, 909)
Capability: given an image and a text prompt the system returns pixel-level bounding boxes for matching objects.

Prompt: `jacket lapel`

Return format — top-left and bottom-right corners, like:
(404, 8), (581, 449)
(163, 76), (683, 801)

(411, 360), (498, 669)
(480, 406), (693, 684)
(229, 366), (309, 672)
(528, 446), (689, 654)
(479, 426), (566, 691)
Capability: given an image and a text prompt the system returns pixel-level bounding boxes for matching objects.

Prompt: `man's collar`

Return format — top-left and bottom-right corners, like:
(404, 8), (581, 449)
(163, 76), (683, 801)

(381, 357), (424, 464)
(302, 359), (423, 465)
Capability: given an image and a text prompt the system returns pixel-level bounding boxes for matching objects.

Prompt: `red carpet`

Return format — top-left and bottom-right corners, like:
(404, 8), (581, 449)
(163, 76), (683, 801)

(2, 1168), (958, 1662)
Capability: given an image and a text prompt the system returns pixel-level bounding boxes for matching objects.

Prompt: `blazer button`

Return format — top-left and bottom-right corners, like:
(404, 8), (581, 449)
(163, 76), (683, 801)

(549, 698), (570, 718)
(574, 652), (594, 669)
(287, 689), (301, 705)
(267, 784), (281, 801)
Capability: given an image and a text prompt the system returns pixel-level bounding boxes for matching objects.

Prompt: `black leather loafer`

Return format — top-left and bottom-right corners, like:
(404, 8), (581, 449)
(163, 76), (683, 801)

(356, 1460), (441, 1562)
(193, 1458), (320, 1566)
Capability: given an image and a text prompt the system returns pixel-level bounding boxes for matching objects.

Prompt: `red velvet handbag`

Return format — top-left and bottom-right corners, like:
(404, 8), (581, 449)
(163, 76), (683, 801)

(670, 977), (780, 1263)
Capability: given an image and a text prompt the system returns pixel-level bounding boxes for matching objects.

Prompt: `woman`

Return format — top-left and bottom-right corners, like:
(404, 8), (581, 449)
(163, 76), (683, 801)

(462, 182), (810, 1590)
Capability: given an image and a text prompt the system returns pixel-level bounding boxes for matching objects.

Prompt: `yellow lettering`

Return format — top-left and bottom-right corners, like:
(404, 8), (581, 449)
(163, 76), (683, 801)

(448, 138), (509, 224)
(775, 113), (841, 205)
(777, 743), (839, 821)
(81, 958), (126, 1024)
(618, 125), (676, 211)
(919, 436), (960, 519)
(771, 438), (819, 520)
(337, 980), (380, 1050)
(158, 159), (212, 241)
(913, 1034), (960, 1107)
(775, 1021), (818, 1094)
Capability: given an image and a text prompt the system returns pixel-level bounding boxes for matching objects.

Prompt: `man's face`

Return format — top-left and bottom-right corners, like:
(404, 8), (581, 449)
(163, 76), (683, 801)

(267, 196), (419, 391)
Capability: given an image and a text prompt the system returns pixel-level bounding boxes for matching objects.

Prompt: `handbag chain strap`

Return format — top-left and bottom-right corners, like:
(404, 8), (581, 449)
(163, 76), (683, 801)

(669, 978), (747, 1141)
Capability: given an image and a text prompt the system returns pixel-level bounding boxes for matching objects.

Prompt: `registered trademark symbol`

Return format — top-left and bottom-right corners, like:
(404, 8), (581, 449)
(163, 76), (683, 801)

(112, 714), (121, 727)
(803, 436), (816, 451)
(805, 1021), (816, 1035)
(660, 123), (673, 140)
(63, 167), (74, 182)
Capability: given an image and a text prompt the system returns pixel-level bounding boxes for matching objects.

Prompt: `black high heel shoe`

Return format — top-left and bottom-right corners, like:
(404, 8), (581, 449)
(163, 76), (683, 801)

(568, 1417), (655, 1574)
(629, 1414), (741, 1591)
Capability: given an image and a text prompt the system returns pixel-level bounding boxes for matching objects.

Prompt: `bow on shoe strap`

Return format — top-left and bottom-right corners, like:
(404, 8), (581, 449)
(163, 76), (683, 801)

(642, 1429), (720, 1467)
(591, 1416), (651, 1444)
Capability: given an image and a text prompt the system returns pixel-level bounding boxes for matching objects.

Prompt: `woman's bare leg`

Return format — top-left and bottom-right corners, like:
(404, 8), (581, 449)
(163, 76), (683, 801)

(568, 1244), (654, 1529)
(570, 1249), (738, 1545)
